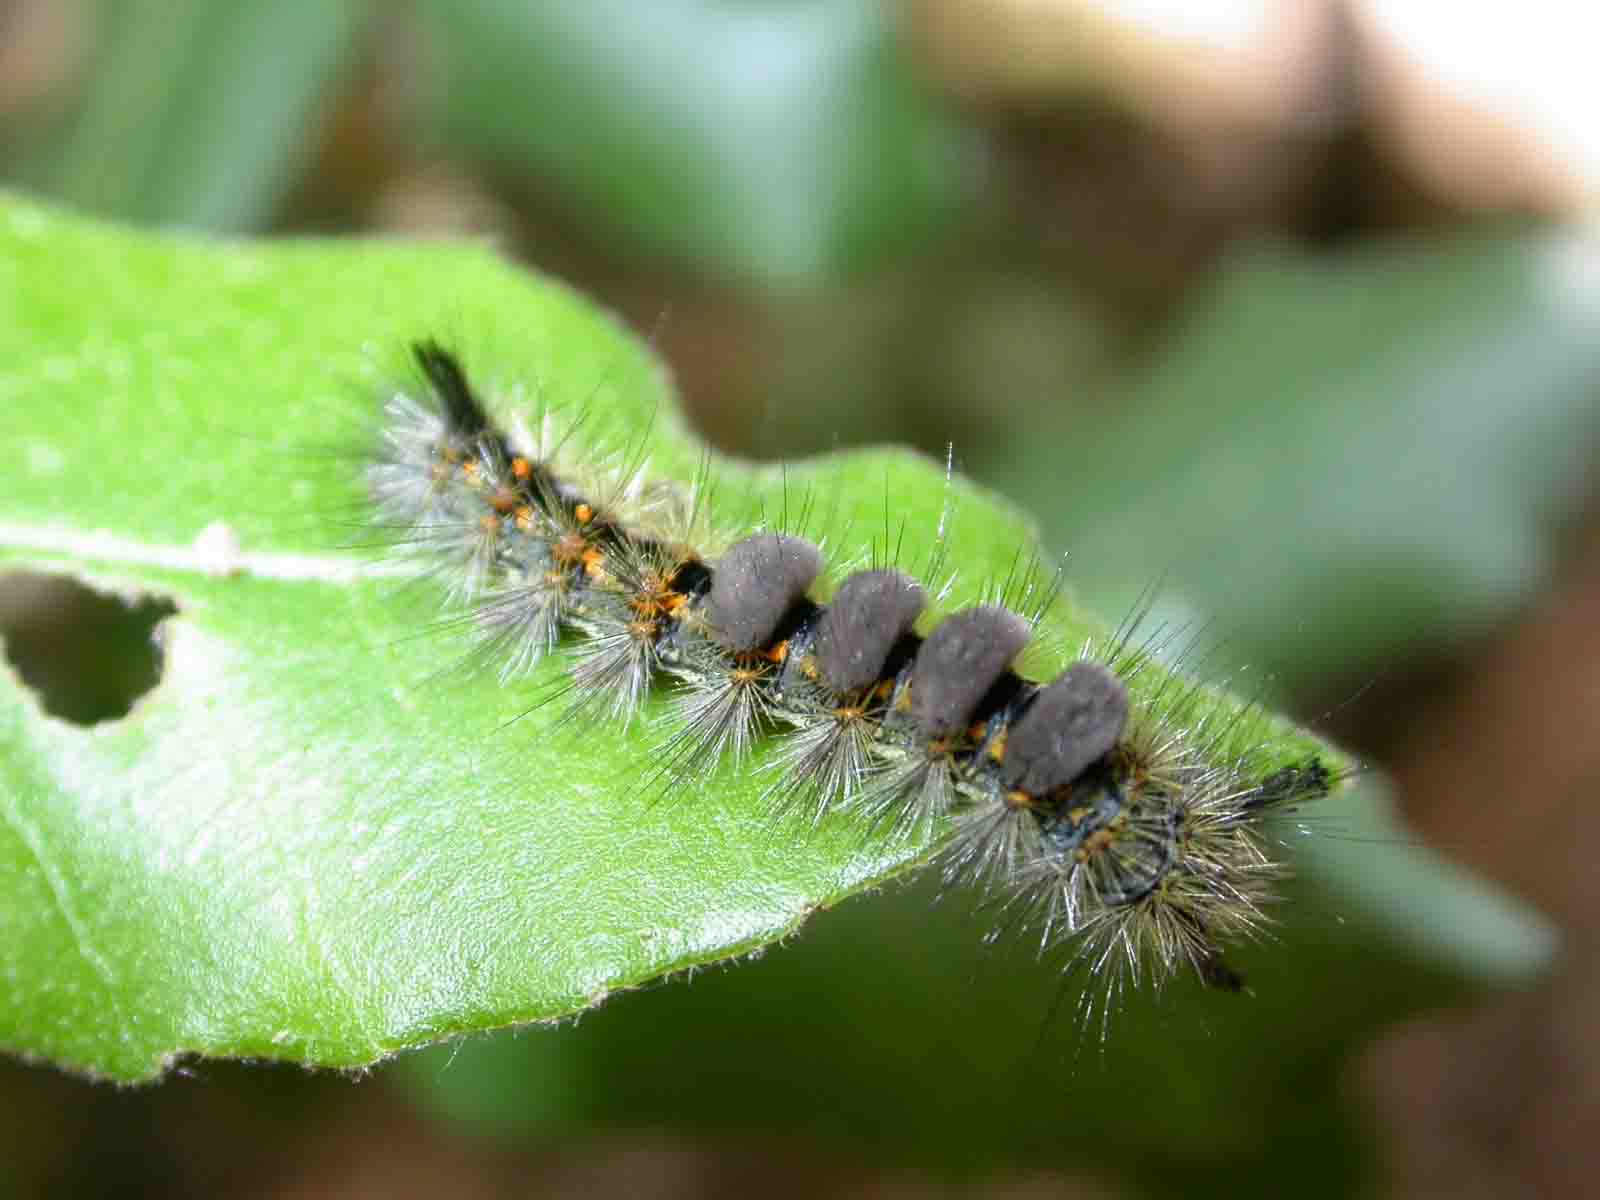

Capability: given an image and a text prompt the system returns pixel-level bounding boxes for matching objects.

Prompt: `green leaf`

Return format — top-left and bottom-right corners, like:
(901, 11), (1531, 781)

(0, 192), (1332, 1083)
(394, 859), (1510, 1181)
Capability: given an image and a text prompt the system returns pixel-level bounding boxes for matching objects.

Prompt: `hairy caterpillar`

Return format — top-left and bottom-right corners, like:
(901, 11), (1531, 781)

(366, 339), (1341, 1004)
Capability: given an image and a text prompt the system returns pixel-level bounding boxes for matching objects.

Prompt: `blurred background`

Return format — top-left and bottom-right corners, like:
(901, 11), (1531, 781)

(3, 1), (1599, 1196)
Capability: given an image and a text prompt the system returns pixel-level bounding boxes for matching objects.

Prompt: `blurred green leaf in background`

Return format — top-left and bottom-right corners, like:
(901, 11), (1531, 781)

(417, 0), (970, 287)
(1016, 232), (1600, 686)
(5, 0), (968, 288)
(13, 0), (366, 232)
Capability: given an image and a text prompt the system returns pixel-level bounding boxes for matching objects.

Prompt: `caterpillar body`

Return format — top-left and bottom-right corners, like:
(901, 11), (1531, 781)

(369, 339), (1339, 1003)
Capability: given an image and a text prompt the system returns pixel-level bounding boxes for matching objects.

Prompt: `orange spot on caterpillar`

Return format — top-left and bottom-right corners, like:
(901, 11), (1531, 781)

(575, 503), (594, 524)
(511, 457), (532, 479)
(553, 531), (589, 566)
(1111, 743), (1150, 786)
(629, 579), (690, 623)
(1077, 828), (1117, 860)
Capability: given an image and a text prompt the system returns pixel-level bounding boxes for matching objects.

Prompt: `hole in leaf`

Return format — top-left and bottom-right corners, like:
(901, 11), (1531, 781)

(0, 570), (177, 725)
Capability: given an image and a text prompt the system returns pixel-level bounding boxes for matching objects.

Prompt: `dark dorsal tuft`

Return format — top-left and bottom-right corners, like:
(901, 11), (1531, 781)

(707, 534), (824, 653)
(813, 569), (926, 694)
(910, 605), (1030, 738)
(1002, 661), (1129, 795)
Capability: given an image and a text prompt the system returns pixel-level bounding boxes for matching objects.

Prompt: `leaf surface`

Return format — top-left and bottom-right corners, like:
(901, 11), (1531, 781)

(0, 194), (1328, 1082)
